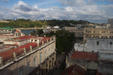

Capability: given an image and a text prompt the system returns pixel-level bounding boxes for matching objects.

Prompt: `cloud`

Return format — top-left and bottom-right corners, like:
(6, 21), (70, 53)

(88, 0), (113, 3)
(14, 1), (33, 12)
(0, 0), (113, 23)
(59, 0), (86, 6)
(58, 0), (113, 22)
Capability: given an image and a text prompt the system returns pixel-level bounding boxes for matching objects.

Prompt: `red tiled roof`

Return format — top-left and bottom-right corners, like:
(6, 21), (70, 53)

(40, 37), (50, 43)
(71, 51), (98, 61)
(14, 36), (33, 40)
(62, 64), (86, 75)
(0, 43), (37, 62)
(62, 64), (103, 75)
(0, 36), (51, 62)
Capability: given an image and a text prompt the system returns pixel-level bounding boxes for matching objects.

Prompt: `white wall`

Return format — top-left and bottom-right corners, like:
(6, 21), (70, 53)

(74, 38), (113, 61)
(86, 38), (113, 52)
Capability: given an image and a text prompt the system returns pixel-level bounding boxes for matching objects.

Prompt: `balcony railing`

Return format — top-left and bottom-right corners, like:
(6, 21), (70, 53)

(0, 36), (56, 69)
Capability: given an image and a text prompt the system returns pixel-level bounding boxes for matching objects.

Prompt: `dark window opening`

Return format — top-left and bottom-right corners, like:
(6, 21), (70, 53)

(97, 41), (99, 46)
(110, 42), (112, 45)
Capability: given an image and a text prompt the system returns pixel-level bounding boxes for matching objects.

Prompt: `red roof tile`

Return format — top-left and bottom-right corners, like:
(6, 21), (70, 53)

(0, 36), (51, 63)
(0, 43), (37, 62)
(62, 64), (103, 75)
(62, 64), (86, 75)
(14, 36), (33, 40)
(40, 37), (50, 43)
(71, 51), (98, 61)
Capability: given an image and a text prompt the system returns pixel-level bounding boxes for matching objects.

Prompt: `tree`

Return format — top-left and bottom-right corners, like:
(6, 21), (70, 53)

(55, 30), (75, 54)
(45, 30), (75, 54)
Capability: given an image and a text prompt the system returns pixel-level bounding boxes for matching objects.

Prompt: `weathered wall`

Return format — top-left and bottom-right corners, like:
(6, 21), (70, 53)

(0, 39), (56, 75)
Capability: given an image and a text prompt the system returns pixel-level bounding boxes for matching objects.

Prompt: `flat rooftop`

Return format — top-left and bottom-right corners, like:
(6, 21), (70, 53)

(0, 36), (52, 66)
(0, 44), (17, 52)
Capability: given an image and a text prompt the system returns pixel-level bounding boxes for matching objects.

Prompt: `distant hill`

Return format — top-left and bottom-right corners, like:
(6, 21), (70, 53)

(0, 19), (92, 28)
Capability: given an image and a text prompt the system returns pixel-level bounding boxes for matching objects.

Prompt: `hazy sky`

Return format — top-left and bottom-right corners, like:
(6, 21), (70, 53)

(0, 0), (113, 23)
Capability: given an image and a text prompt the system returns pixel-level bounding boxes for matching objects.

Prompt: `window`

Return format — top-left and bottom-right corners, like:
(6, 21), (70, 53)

(97, 41), (99, 46)
(27, 61), (30, 66)
(18, 66), (24, 75)
(27, 62), (30, 71)
(34, 57), (37, 66)
(110, 42), (112, 45)
(40, 52), (42, 63)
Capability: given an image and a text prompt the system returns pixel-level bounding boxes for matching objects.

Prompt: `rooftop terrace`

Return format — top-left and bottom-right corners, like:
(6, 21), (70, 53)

(0, 36), (55, 69)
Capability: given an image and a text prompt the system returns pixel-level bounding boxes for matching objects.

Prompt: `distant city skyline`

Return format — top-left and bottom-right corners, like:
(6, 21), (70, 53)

(0, 0), (113, 23)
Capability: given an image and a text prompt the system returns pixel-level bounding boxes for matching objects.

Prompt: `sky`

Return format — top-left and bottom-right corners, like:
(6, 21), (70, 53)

(0, 0), (113, 23)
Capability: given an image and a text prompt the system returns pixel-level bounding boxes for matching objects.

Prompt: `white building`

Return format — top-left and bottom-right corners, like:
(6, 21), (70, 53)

(53, 26), (60, 29)
(74, 38), (113, 74)
(74, 38), (113, 61)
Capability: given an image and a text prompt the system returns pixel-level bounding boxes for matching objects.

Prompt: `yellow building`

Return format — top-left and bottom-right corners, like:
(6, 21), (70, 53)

(84, 28), (113, 39)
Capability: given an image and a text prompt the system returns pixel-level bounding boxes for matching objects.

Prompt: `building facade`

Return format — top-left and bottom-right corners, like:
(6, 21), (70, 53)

(0, 36), (56, 75)
(73, 34), (113, 74)
(84, 28), (113, 40)
(108, 19), (113, 26)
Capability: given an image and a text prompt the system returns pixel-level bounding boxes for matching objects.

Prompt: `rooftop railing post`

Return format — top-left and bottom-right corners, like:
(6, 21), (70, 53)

(47, 39), (49, 43)
(30, 46), (32, 51)
(44, 35), (46, 37)
(13, 52), (17, 60)
(0, 57), (3, 66)
(42, 41), (44, 45)
(50, 37), (52, 41)
(24, 48), (26, 54)
(37, 42), (39, 47)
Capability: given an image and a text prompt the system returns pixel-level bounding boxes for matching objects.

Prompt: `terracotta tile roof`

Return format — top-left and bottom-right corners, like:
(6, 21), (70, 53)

(40, 37), (50, 43)
(71, 51), (98, 61)
(43, 37), (50, 42)
(14, 36), (33, 40)
(62, 64), (86, 75)
(0, 43), (37, 62)
(62, 64), (103, 75)
(0, 36), (51, 63)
